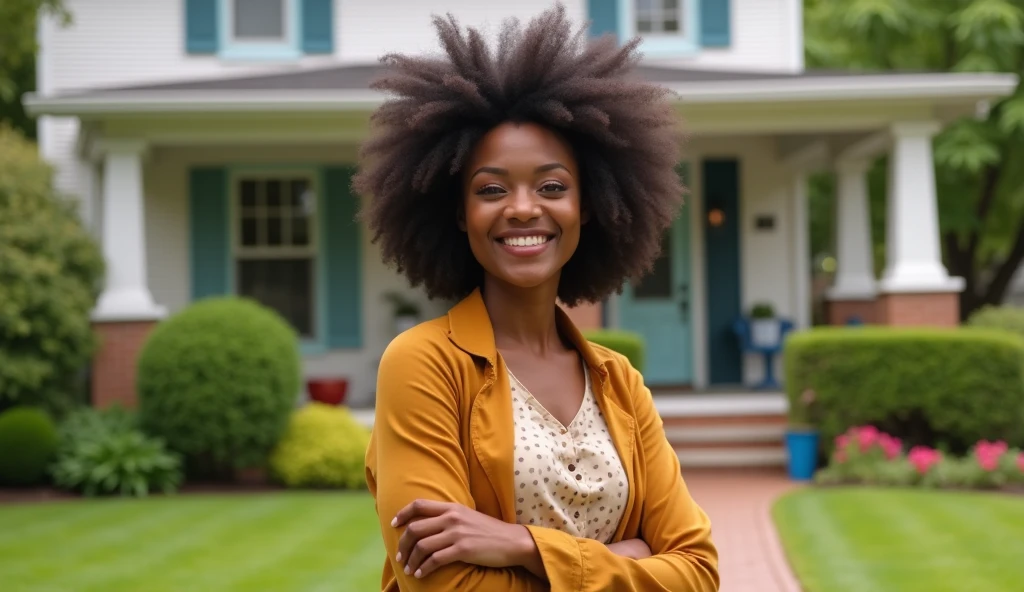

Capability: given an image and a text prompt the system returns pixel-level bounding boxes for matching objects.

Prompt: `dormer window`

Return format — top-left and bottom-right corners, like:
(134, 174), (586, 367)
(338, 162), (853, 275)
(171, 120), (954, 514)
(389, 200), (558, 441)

(185, 0), (335, 60)
(636, 0), (684, 35)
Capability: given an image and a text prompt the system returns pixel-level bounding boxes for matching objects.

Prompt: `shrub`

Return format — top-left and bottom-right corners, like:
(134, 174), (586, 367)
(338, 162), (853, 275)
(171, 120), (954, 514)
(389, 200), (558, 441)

(137, 297), (301, 476)
(584, 330), (645, 373)
(0, 407), (58, 485)
(785, 327), (1024, 454)
(269, 403), (370, 489)
(967, 305), (1024, 340)
(0, 125), (105, 415)
(55, 405), (138, 456)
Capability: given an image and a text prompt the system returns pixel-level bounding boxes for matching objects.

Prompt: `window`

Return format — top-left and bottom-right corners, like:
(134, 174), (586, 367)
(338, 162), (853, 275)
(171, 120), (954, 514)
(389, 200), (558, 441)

(231, 0), (286, 42)
(233, 173), (319, 339)
(636, 0), (683, 35)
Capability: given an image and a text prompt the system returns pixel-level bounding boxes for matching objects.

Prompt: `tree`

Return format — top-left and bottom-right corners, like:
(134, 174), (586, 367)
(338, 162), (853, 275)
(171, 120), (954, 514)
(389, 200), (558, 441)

(806, 0), (1024, 319)
(0, 0), (70, 137)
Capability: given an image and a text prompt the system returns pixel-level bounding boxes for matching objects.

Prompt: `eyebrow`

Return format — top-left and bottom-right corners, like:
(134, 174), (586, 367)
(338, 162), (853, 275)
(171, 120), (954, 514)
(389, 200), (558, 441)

(470, 163), (572, 179)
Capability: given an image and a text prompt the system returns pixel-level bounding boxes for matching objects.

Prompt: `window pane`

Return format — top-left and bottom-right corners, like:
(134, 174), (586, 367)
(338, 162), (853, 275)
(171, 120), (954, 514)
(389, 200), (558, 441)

(266, 180), (282, 207)
(637, 18), (653, 33)
(663, 18), (680, 32)
(240, 216), (258, 247)
(290, 179), (311, 210)
(240, 180), (258, 207)
(266, 214), (283, 246)
(664, 0), (678, 10)
(636, 0), (655, 12)
(291, 217), (310, 246)
(238, 258), (314, 337)
(633, 232), (672, 298)
(234, 0), (284, 39)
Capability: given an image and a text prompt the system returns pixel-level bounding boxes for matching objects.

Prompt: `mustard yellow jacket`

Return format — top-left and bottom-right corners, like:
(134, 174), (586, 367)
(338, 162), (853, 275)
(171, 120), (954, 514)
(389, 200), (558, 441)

(365, 289), (719, 591)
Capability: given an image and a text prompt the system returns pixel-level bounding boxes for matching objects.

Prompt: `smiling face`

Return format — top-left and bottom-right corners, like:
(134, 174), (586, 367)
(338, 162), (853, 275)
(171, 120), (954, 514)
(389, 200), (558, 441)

(459, 122), (583, 295)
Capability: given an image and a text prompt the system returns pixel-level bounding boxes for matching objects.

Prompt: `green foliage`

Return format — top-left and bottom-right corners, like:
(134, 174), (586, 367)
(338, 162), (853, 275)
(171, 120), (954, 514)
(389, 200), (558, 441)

(137, 297), (301, 476)
(0, 406), (58, 485)
(0, 126), (105, 415)
(269, 403), (371, 489)
(54, 405), (138, 455)
(966, 304), (1024, 339)
(750, 303), (775, 319)
(784, 327), (1024, 453)
(805, 0), (1024, 314)
(583, 329), (645, 373)
(0, 0), (70, 101)
(51, 427), (182, 498)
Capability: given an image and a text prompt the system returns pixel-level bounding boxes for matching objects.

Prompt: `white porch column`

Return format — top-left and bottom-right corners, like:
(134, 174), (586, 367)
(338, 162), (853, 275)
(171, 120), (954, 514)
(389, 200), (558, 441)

(879, 122), (963, 293)
(92, 140), (166, 321)
(829, 160), (877, 299)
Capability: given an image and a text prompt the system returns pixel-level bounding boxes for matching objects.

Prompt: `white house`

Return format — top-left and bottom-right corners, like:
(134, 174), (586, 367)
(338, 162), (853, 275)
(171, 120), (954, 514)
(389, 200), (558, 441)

(26, 0), (1018, 466)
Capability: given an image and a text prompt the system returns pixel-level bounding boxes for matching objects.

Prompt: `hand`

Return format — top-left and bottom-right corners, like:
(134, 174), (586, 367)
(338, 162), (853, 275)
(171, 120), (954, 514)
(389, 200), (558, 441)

(607, 538), (652, 560)
(391, 499), (538, 579)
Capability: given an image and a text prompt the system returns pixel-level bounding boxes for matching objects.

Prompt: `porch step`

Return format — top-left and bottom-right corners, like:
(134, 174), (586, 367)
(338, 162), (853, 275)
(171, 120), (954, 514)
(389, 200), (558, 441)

(658, 393), (789, 468)
(349, 392), (791, 469)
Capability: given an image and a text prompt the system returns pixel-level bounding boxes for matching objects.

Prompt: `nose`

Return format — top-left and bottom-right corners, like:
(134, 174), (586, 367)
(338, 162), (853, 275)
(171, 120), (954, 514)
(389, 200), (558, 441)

(504, 186), (542, 222)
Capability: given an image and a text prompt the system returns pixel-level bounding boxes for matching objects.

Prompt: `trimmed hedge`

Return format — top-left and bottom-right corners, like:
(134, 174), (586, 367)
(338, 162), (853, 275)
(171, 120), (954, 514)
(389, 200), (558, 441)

(0, 407), (58, 485)
(784, 327), (1024, 454)
(584, 330), (645, 373)
(137, 297), (301, 476)
(269, 403), (370, 490)
(967, 305), (1024, 340)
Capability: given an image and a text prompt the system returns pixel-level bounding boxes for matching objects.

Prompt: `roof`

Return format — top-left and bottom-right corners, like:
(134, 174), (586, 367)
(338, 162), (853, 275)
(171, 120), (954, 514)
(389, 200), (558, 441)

(23, 62), (1019, 116)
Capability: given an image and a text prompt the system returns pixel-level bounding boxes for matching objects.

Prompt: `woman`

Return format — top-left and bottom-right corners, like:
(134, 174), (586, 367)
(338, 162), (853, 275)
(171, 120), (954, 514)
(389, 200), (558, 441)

(358, 5), (719, 591)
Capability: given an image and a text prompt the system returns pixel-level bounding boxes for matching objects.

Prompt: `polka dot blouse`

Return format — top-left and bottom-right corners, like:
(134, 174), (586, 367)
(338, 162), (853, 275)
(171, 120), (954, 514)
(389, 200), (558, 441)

(508, 363), (629, 544)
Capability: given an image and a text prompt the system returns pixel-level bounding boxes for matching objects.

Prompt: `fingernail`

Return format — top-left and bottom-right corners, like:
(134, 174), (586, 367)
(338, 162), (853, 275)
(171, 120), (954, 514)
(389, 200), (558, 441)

(414, 569), (423, 578)
(395, 552), (402, 562)
(391, 517), (397, 527)
(404, 565), (411, 575)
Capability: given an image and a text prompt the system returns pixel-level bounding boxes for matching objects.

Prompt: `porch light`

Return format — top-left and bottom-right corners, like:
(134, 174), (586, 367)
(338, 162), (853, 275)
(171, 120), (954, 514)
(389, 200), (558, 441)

(708, 208), (725, 227)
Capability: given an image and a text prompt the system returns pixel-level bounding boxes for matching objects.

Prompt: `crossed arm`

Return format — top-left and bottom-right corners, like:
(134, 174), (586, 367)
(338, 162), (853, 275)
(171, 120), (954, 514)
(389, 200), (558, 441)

(366, 339), (720, 591)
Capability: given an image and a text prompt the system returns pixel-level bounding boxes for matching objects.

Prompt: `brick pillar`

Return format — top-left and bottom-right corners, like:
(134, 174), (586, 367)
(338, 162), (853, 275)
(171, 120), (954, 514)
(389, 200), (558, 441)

(91, 320), (159, 409)
(876, 292), (959, 327)
(826, 298), (878, 325)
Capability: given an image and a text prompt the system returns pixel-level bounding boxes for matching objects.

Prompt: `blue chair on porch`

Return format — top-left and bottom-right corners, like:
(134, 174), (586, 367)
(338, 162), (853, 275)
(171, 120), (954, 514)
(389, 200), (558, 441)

(732, 316), (794, 390)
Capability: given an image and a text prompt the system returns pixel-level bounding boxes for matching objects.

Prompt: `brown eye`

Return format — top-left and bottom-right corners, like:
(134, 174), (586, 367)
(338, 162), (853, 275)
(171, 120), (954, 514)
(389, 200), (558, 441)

(540, 182), (566, 192)
(477, 184), (505, 196)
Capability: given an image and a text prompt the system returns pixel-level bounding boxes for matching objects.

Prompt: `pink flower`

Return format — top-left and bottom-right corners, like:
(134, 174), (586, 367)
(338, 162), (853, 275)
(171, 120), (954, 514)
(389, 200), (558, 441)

(974, 440), (1008, 472)
(878, 433), (903, 460)
(908, 446), (942, 475)
(856, 425), (880, 452)
(1017, 452), (1024, 473)
(835, 434), (850, 451)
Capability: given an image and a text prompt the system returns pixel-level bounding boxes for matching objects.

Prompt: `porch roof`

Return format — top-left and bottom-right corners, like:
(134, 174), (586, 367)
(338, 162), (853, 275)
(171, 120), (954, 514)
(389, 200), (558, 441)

(24, 62), (1017, 117)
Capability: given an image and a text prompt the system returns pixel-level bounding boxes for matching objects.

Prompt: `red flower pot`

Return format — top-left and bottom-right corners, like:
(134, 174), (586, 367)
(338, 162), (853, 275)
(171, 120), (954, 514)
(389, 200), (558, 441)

(307, 378), (348, 406)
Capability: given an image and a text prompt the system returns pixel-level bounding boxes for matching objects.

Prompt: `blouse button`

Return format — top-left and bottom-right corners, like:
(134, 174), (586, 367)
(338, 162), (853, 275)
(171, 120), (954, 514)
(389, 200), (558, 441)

(568, 464), (575, 472)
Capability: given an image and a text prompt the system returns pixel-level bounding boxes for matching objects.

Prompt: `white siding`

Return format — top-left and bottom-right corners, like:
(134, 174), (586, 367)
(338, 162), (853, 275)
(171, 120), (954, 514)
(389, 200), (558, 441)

(144, 145), (451, 407)
(657, 0), (800, 72)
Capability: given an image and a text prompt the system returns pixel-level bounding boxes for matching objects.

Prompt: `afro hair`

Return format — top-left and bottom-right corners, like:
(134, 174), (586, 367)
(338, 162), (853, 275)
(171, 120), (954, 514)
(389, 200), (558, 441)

(353, 3), (685, 306)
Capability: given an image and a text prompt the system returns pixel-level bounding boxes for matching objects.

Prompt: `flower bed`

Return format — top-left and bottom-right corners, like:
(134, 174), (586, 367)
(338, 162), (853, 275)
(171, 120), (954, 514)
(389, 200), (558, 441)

(815, 425), (1024, 491)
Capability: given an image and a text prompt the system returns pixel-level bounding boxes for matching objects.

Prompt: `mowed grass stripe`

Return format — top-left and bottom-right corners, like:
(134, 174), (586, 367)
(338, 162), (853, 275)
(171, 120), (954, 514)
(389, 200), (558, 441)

(303, 530), (388, 592)
(773, 487), (1024, 592)
(772, 488), (883, 592)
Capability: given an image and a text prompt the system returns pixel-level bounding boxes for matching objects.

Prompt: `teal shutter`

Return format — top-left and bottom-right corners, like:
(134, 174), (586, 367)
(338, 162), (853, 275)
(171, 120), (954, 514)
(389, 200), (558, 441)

(189, 167), (230, 300)
(588, 0), (619, 40)
(322, 166), (361, 349)
(301, 0), (334, 53)
(700, 0), (731, 47)
(185, 0), (219, 54)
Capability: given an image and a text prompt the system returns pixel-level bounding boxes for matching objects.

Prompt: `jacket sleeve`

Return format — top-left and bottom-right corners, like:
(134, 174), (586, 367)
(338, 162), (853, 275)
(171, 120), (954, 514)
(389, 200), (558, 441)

(367, 331), (548, 591)
(522, 360), (720, 591)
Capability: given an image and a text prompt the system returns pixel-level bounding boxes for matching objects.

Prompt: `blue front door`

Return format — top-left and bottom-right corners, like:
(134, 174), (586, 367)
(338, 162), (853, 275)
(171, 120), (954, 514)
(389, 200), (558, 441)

(618, 191), (692, 386)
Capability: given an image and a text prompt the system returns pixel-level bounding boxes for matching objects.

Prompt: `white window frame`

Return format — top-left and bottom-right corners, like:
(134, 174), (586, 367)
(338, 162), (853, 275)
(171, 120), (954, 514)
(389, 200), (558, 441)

(230, 169), (321, 343)
(619, 0), (700, 57)
(219, 0), (301, 60)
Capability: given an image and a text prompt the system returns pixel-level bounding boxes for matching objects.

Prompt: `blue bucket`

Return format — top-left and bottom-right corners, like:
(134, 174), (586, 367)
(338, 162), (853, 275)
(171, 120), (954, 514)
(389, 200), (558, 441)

(785, 430), (820, 481)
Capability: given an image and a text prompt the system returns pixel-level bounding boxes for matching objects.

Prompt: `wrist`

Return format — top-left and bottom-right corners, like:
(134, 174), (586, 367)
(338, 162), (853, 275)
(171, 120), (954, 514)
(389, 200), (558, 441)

(508, 524), (536, 564)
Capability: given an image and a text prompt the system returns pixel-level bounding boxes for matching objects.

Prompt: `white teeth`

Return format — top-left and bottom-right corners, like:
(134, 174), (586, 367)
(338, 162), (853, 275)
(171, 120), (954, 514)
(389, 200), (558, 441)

(502, 235), (550, 247)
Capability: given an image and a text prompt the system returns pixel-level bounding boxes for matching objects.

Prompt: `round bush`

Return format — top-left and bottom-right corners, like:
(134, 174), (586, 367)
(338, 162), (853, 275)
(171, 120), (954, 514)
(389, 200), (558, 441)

(269, 403), (370, 489)
(0, 125), (104, 414)
(0, 407), (58, 485)
(584, 330), (645, 373)
(137, 297), (301, 475)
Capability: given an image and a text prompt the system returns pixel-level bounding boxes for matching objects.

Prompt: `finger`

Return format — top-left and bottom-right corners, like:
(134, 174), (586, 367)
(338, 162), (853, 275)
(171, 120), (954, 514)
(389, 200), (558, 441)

(404, 529), (456, 577)
(396, 515), (448, 564)
(415, 543), (464, 579)
(392, 499), (451, 528)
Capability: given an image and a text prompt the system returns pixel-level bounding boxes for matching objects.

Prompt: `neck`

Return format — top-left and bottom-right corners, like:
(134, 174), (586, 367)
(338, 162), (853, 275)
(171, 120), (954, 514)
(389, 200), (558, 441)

(482, 275), (565, 356)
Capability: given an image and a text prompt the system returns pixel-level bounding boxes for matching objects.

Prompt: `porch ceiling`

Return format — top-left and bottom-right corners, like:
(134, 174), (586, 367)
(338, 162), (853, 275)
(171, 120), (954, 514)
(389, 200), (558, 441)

(25, 62), (1017, 141)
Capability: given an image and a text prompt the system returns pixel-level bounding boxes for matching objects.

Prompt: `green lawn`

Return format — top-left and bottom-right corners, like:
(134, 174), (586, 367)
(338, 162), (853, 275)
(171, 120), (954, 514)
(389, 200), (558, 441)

(0, 491), (385, 592)
(773, 487), (1024, 592)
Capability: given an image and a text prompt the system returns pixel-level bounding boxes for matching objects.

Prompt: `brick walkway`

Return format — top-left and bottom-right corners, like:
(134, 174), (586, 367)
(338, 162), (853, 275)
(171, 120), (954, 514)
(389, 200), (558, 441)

(683, 468), (805, 592)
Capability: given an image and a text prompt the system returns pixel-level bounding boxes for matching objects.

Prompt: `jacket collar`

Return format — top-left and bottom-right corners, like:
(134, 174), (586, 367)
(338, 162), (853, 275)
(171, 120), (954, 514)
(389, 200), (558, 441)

(447, 288), (610, 375)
